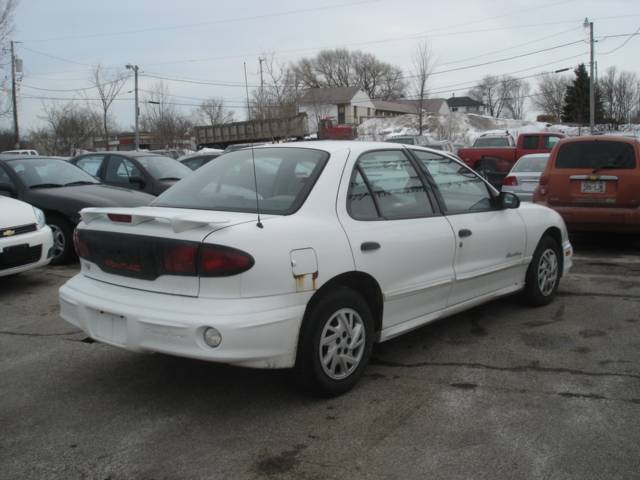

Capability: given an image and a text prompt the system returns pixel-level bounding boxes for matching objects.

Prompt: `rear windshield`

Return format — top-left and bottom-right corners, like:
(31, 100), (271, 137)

(513, 155), (549, 173)
(556, 141), (636, 169)
(474, 137), (511, 147)
(152, 147), (328, 214)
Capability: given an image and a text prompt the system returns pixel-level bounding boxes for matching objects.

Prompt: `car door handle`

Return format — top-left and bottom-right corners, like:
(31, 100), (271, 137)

(458, 229), (473, 238)
(361, 242), (381, 252)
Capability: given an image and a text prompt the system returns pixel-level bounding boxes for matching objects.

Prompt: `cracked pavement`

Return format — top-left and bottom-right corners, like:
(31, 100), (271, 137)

(1, 234), (640, 480)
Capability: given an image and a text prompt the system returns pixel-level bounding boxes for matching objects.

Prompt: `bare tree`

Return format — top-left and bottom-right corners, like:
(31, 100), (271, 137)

(412, 41), (434, 134)
(0, 0), (17, 119)
(292, 48), (407, 100)
(89, 64), (127, 150)
(506, 78), (530, 120)
(140, 82), (192, 148)
(469, 75), (501, 117)
(600, 67), (639, 127)
(198, 97), (234, 126)
(33, 101), (101, 155)
(533, 74), (570, 122)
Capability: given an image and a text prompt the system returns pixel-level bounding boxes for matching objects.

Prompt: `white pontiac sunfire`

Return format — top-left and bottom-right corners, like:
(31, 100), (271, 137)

(59, 141), (573, 395)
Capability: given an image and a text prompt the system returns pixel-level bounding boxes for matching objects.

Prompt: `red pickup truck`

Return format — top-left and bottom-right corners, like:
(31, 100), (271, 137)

(457, 131), (565, 186)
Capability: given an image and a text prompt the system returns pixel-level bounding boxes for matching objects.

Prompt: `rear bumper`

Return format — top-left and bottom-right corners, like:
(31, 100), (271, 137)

(59, 274), (310, 369)
(0, 226), (54, 277)
(540, 203), (640, 233)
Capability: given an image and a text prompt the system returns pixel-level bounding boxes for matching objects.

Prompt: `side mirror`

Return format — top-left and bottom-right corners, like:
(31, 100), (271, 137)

(0, 183), (16, 197)
(128, 175), (146, 189)
(500, 191), (520, 209)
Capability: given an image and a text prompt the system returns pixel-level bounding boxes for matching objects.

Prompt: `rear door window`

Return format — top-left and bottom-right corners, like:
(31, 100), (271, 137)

(352, 150), (434, 219)
(105, 156), (141, 182)
(556, 141), (636, 169)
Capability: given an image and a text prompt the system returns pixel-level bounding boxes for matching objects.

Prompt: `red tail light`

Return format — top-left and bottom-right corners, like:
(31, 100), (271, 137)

(198, 244), (254, 277)
(163, 245), (197, 275)
(537, 174), (550, 197)
(73, 229), (90, 258)
(502, 175), (518, 186)
(108, 214), (132, 223)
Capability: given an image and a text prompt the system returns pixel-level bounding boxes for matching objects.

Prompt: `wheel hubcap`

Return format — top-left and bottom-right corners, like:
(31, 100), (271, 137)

(537, 248), (559, 296)
(319, 308), (365, 380)
(49, 224), (66, 259)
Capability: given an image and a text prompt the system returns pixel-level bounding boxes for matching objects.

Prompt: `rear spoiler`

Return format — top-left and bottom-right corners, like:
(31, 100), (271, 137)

(80, 207), (230, 233)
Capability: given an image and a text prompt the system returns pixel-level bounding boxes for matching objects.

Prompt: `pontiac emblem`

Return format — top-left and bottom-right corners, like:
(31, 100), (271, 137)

(2, 229), (15, 237)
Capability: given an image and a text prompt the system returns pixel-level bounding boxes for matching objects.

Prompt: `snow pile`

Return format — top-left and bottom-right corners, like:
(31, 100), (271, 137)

(359, 113), (558, 146)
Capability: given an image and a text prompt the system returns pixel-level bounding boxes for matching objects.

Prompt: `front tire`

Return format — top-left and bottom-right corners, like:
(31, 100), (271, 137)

(523, 235), (561, 306)
(294, 287), (374, 397)
(47, 214), (76, 265)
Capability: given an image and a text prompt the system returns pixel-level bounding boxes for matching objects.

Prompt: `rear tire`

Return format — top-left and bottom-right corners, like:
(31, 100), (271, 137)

(47, 214), (76, 265)
(523, 235), (561, 306)
(294, 287), (374, 397)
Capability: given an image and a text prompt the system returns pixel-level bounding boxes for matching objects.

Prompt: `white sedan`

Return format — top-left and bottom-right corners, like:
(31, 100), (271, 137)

(1, 196), (53, 276)
(59, 142), (572, 395)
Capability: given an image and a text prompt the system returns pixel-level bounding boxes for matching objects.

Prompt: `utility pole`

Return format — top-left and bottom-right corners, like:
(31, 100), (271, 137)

(10, 40), (19, 148)
(126, 64), (139, 150)
(258, 57), (264, 93)
(585, 18), (595, 133)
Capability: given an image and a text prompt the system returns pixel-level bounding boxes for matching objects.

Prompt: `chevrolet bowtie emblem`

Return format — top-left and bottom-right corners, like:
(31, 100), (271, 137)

(2, 229), (15, 237)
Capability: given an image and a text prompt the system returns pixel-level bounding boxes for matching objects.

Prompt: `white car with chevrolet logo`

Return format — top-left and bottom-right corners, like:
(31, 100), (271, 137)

(59, 142), (573, 396)
(0, 196), (54, 276)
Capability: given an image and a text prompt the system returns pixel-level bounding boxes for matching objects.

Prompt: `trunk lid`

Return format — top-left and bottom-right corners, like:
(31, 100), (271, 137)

(76, 206), (266, 296)
(547, 140), (639, 208)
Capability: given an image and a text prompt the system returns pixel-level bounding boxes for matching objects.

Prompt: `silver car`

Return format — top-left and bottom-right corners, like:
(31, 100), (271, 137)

(502, 153), (550, 201)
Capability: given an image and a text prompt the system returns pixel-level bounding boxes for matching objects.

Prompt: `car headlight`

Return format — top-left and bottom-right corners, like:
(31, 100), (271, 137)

(33, 207), (46, 229)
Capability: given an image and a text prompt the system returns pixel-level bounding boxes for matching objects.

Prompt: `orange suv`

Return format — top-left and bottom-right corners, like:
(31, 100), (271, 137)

(533, 136), (640, 232)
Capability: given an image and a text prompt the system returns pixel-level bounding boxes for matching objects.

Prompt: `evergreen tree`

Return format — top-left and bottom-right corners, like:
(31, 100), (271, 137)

(562, 63), (603, 124)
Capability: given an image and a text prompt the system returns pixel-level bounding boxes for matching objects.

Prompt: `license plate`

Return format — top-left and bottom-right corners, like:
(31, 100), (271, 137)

(522, 182), (537, 191)
(90, 309), (127, 344)
(581, 181), (605, 193)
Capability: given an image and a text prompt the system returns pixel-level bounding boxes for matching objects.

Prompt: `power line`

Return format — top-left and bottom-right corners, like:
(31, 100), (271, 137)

(21, 76), (132, 93)
(599, 29), (640, 54)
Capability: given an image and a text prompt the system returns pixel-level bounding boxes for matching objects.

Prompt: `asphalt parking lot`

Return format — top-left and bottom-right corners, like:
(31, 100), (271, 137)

(1, 235), (640, 480)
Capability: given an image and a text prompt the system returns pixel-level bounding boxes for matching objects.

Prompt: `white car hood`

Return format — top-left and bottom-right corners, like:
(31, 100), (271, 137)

(0, 196), (36, 229)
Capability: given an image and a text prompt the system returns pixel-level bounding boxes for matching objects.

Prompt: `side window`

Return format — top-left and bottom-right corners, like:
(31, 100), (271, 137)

(105, 157), (140, 182)
(522, 136), (539, 150)
(413, 150), (493, 213)
(354, 150), (433, 219)
(347, 169), (378, 220)
(0, 165), (15, 187)
(75, 155), (105, 176)
(544, 136), (561, 149)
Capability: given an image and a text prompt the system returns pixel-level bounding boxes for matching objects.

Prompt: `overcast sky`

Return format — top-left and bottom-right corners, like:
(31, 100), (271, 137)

(6, 0), (640, 130)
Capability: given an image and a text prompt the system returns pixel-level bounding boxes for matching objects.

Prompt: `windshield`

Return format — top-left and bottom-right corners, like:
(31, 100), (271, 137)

(474, 137), (511, 147)
(7, 158), (100, 187)
(136, 155), (192, 180)
(513, 155), (549, 173)
(153, 147), (329, 214)
(385, 137), (415, 145)
(556, 141), (636, 169)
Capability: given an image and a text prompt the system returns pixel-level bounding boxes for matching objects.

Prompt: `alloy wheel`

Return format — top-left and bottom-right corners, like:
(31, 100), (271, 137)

(49, 224), (66, 260)
(319, 308), (366, 380)
(537, 248), (559, 296)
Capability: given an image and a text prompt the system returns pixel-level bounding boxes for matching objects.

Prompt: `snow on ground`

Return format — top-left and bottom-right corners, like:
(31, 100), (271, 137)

(358, 112), (640, 146)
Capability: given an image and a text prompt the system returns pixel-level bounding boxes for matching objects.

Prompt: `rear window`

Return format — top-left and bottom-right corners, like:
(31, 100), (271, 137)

(385, 137), (415, 145)
(556, 141), (636, 169)
(513, 155), (549, 173)
(521, 136), (539, 149)
(474, 137), (511, 147)
(152, 147), (328, 214)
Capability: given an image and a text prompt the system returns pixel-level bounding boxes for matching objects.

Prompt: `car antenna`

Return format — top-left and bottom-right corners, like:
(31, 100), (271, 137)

(244, 61), (263, 229)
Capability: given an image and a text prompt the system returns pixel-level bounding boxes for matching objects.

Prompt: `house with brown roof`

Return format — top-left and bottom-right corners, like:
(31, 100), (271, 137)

(298, 87), (375, 133)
